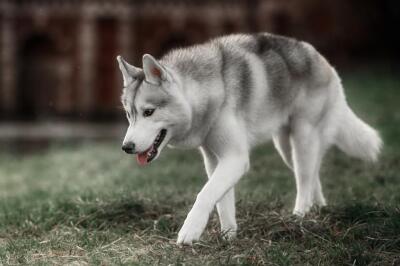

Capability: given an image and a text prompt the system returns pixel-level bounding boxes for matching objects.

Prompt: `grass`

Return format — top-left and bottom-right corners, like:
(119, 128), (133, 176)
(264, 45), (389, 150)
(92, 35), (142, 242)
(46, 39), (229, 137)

(1, 70), (400, 265)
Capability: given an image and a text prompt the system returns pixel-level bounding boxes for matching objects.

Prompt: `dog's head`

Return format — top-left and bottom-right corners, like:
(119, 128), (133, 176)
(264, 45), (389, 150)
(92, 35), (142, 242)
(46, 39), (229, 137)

(117, 54), (192, 166)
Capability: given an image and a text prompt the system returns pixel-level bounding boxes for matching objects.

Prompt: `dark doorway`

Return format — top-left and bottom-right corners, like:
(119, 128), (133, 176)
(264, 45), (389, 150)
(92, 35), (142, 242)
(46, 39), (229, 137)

(95, 17), (118, 120)
(17, 34), (61, 121)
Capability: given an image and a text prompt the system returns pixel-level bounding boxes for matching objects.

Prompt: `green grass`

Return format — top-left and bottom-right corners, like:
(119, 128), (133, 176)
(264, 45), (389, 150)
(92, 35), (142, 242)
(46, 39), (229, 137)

(1, 71), (400, 265)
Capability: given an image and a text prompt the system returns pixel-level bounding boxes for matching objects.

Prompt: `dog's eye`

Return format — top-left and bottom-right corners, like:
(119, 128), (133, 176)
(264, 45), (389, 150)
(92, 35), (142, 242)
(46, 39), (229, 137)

(143, 108), (155, 117)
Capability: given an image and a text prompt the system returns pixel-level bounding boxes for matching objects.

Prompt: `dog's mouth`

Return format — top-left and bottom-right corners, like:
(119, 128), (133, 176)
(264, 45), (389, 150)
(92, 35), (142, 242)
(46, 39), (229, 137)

(136, 129), (167, 166)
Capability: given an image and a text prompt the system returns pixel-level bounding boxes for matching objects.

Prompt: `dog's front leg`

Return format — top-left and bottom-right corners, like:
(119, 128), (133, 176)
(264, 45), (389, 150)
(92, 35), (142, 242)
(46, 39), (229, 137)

(177, 154), (248, 245)
(176, 114), (250, 245)
(201, 146), (237, 239)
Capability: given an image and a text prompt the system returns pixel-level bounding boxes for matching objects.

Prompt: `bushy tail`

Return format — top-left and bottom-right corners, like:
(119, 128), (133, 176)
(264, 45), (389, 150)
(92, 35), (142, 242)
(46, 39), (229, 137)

(335, 106), (383, 162)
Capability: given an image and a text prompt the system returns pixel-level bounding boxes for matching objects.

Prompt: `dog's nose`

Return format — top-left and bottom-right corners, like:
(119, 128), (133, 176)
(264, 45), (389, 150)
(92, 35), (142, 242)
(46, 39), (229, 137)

(122, 142), (135, 154)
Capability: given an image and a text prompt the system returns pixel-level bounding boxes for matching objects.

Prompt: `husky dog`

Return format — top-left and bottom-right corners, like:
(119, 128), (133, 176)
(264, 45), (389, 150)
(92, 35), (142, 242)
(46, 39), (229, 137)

(117, 33), (382, 245)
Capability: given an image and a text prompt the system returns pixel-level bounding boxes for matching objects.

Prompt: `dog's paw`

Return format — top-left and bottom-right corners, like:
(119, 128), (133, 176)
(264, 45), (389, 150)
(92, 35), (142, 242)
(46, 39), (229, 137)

(177, 226), (202, 245)
(177, 209), (209, 245)
(293, 195), (314, 216)
(294, 194), (327, 216)
(220, 220), (237, 240)
(293, 203), (312, 217)
(293, 209), (307, 217)
(221, 227), (237, 240)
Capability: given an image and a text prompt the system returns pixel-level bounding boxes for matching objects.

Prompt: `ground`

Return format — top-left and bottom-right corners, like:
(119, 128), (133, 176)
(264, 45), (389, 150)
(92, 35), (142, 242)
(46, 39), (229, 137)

(0, 69), (400, 265)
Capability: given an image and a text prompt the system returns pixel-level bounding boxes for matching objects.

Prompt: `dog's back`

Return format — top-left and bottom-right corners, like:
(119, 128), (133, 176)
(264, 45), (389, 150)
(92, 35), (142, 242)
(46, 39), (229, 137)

(161, 33), (381, 157)
(162, 33), (333, 111)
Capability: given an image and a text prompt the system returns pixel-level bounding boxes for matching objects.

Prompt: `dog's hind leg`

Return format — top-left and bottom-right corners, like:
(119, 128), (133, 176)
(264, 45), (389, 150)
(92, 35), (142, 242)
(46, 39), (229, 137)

(291, 121), (323, 216)
(200, 146), (237, 239)
(273, 125), (293, 170)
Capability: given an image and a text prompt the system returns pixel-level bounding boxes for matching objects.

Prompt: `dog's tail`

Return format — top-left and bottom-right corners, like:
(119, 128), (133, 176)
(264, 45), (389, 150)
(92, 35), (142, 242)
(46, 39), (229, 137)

(335, 105), (382, 162)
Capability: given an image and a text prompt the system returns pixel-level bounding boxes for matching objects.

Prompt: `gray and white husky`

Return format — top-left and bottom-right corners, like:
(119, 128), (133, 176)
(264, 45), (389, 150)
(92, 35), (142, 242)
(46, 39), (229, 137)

(117, 33), (382, 245)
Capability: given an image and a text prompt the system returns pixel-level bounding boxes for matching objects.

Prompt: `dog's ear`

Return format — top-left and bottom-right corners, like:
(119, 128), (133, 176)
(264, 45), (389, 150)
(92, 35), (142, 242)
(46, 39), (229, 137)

(142, 54), (168, 85)
(116, 55), (141, 87)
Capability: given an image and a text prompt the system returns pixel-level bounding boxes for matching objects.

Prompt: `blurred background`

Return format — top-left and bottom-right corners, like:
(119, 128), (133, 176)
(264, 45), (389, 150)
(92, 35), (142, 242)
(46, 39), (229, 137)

(0, 0), (399, 144)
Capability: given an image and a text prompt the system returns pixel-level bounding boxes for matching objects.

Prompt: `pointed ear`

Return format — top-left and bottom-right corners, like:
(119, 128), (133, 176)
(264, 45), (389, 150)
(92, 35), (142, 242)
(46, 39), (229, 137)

(116, 55), (141, 87)
(142, 54), (168, 85)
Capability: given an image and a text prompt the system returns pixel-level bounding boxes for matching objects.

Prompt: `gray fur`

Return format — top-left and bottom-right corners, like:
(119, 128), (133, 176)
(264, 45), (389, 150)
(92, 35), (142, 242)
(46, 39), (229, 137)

(121, 75), (144, 120)
(251, 34), (308, 107)
(161, 45), (220, 83)
(218, 44), (252, 110)
(253, 33), (312, 79)
(159, 33), (322, 112)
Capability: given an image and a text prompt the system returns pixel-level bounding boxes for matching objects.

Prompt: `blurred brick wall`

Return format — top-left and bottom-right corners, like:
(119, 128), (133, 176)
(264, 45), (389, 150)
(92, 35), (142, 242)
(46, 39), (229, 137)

(0, 0), (398, 122)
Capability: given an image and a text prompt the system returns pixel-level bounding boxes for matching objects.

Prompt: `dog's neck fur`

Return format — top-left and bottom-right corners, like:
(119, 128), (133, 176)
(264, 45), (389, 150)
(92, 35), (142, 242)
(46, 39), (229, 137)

(167, 66), (225, 149)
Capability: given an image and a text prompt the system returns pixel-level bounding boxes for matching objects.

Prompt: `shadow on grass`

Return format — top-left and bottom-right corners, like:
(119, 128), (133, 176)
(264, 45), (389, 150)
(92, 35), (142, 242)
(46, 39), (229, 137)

(74, 198), (182, 236)
(56, 197), (183, 236)
(0, 195), (184, 239)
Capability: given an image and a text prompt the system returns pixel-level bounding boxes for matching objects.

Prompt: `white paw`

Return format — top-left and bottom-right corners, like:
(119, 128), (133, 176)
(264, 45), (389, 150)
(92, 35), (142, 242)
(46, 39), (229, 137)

(293, 200), (312, 216)
(293, 209), (307, 217)
(177, 209), (209, 245)
(221, 226), (237, 240)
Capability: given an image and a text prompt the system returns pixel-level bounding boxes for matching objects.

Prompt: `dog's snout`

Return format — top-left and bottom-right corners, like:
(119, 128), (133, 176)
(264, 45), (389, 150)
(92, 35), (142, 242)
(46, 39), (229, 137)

(122, 142), (135, 154)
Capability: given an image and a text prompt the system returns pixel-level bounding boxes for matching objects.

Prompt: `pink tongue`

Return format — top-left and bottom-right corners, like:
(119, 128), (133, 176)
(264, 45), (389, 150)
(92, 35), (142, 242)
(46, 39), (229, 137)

(136, 153), (148, 166)
(136, 146), (153, 166)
